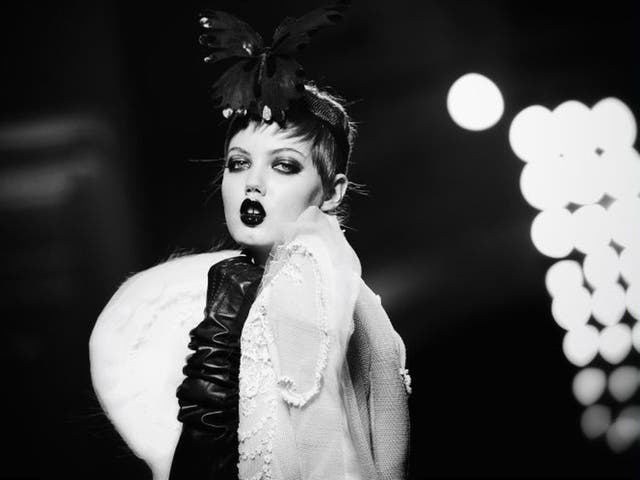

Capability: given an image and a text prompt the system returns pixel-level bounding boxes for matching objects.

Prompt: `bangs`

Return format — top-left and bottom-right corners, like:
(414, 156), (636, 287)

(224, 110), (345, 191)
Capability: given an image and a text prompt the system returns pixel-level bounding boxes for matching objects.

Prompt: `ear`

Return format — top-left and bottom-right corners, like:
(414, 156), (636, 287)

(320, 174), (348, 212)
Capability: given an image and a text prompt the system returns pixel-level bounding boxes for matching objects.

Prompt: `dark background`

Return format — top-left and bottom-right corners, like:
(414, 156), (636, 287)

(1, 0), (639, 478)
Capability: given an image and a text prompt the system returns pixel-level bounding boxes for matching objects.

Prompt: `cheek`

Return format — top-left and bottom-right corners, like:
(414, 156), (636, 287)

(274, 180), (323, 218)
(221, 175), (238, 210)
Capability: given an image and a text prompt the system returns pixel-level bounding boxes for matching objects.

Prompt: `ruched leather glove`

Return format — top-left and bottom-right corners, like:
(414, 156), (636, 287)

(169, 254), (263, 480)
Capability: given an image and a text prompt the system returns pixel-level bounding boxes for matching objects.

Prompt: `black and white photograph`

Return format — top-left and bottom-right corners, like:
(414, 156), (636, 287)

(1, 1), (639, 478)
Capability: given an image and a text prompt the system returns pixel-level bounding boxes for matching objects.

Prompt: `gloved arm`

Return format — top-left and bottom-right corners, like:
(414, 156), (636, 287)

(169, 254), (262, 480)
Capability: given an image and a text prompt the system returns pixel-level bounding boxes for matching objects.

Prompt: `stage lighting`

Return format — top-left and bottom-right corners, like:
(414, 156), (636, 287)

(446, 73), (504, 131)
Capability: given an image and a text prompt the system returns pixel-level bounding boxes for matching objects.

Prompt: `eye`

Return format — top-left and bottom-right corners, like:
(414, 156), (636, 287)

(226, 157), (250, 172)
(273, 159), (302, 174)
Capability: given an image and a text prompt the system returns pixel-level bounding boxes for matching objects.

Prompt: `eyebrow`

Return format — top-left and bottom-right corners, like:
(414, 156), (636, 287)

(227, 146), (306, 157)
(227, 146), (250, 155)
(269, 147), (305, 157)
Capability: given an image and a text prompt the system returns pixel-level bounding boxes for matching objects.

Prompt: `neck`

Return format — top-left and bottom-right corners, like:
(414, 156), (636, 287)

(243, 246), (270, 268)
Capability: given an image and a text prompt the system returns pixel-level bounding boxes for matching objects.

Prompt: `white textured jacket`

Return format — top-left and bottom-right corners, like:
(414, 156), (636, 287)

(90, 213), (410, 479)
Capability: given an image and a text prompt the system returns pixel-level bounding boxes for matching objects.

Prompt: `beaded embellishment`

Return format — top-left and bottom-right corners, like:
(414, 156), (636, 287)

(238, 241), (329, 479)
(399, 368), (412, 395)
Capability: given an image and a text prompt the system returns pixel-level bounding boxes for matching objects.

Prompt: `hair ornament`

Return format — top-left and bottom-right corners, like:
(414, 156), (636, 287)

(198, 1), (350, 123)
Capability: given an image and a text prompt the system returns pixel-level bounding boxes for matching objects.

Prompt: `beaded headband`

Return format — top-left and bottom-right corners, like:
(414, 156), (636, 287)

(197, 2), (352, 160)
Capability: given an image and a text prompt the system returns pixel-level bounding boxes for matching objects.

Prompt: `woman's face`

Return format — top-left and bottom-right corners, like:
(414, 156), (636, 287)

(222, 121), (325, 264)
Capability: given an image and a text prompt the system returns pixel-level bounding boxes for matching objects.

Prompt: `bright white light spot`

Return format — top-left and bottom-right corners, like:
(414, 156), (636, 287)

(531, 208), (574, 258)
(591, 284), (626, 327)
(625, 284), (640, 321)
(601, 148), (640, 200)
(564, 153), (606, 206)
(447, 73), (504, 131)
(545, 260), (583, 297)
(572, 204), (611, 254)
(632, 322), (640, 353)
(608, 197), (640, 248)
(608, 366), (640, 402)
(551, 286), (591, 330)
(606, 413), (640, 453)
(519, 160), (571, 210)
(573, 368), (606, 406)
(591, 97), (637, 152)
(552, 101), (594, 158)
(581, 405), (611, 439)
(563, 325), (599, 366)
(599, 324), (633, 364)
(620, 244), (640, 286)
(582, 246), (620, 288)
(509, 106), (556, 163)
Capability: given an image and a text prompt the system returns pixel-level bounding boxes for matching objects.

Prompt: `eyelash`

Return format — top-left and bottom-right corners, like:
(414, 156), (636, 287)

(226, 157), (302, 175)
(274, 160), (301, 174)
(226, 157), (249, 172)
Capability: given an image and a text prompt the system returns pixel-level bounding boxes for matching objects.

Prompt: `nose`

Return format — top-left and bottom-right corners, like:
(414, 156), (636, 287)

(245, 166), (266, 197)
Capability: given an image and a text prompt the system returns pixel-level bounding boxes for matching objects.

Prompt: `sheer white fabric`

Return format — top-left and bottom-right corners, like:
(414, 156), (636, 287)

(238, 207), (363, 480)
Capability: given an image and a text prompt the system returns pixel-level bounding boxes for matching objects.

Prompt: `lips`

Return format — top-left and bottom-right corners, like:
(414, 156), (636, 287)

(240, 198), (266, 226)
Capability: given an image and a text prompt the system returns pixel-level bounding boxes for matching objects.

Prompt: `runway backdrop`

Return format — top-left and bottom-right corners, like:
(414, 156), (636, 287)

(1, 0), (638, 478)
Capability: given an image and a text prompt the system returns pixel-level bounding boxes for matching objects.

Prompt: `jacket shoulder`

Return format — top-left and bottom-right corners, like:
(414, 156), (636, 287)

(89, 249), (240, 476)
(101, 250), (240, 312)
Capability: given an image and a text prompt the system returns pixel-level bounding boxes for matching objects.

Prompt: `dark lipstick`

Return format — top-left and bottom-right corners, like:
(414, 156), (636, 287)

(240, 198), (266, 226)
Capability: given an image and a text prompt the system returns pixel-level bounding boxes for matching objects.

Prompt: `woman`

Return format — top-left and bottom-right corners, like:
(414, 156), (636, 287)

(90, 4), (410, 480)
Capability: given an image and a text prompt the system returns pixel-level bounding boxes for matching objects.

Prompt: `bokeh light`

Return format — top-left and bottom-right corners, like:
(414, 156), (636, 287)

(447, 73), (504, 131)
(608, 197), (640, 248)
(606, 409), (640, 453)
(572, 204), (611, 254)
(552, 101), (593, 158)
(551, 286), (591, 330)
(520, 160), (571, 210)
(632, 322), (640, 353)
(564, 152), (606, 206)
(545, 260), (583, 297)
(563, 325), (600, 366)
(599, 324), (633, 364)
(509, 105), (555, 163)
(620, 245), (640, 286)
(508, 80), (639, 457)
(601, 148), (640, 200)
(573, 368), (606, 406)
(591, 284), (626, 327)
(626, 284), (640, 320)
(591, 97), (637, 152)
(582, 245), (620, 288)
(608, 366), (639, 402)
(530, 208), (574, 258)
(581, 404), (611, 439)
(510, 98), (639, 211)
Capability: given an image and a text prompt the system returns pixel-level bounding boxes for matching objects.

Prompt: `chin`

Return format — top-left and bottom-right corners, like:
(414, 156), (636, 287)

(230, 223), (275, 251)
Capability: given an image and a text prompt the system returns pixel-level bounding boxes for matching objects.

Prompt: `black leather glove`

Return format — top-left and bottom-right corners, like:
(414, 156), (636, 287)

(169, 254), (263, 480)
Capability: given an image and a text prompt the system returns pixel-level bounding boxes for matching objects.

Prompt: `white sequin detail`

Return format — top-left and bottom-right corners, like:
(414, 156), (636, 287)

(399, 368), (412, 395)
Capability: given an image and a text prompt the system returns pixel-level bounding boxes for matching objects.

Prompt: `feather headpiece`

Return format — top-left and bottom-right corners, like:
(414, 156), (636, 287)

(198, 2), (350, 125)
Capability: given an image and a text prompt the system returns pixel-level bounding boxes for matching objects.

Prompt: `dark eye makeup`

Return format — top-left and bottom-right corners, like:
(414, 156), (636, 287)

(225, 156), (303, 175)
(226, 157), (250, 172)
(273, 159), (302, 174)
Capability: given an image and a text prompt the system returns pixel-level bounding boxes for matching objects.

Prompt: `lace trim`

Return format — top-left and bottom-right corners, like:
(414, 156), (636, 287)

(275, 242), (330, 408)
(238, 240), (331, 479)
(239, 300), (276, 480)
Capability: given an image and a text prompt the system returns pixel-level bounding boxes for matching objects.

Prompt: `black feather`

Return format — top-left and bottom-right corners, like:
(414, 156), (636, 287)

(199, 3), (350, 119)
